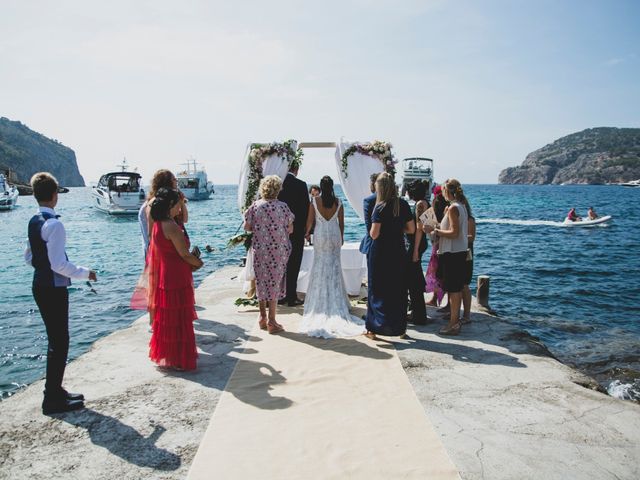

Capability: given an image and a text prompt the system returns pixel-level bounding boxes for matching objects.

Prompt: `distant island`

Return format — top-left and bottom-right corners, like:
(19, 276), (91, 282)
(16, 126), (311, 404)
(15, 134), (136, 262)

(0, 116), (85, 188)
(499, 127), (640, 184)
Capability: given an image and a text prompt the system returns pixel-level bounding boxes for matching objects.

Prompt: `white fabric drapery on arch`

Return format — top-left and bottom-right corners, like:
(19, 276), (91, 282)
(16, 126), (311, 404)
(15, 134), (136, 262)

(334, 140), (387, 221)
(237, 142), (294, 213)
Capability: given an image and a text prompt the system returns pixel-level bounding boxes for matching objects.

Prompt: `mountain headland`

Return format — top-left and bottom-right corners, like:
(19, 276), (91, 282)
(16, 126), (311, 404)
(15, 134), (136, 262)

(499, 127), (640, 184)
(0, 116), (85, 188)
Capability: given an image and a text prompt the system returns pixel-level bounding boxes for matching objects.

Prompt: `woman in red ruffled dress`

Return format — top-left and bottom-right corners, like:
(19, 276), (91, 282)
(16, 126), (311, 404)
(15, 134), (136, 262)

(146, 188), (203, 371)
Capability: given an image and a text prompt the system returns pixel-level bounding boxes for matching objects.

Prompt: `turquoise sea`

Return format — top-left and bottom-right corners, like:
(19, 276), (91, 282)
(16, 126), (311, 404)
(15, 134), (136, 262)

(1, 184), (639, 402)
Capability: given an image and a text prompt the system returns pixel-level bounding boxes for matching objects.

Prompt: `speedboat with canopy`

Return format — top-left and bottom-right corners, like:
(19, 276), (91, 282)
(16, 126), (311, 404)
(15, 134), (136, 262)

(91, 159), (145, 215)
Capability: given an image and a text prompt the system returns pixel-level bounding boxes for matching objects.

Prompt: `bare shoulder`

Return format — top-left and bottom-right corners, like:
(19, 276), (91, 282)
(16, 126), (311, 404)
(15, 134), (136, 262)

(161, 219), (181, 236)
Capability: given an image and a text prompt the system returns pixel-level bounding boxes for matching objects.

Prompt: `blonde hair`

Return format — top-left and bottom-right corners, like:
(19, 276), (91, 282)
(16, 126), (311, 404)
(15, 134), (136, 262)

(259, 175), (282, 200)
(375, 172), (400, 217)
(444, 178), (471, 215)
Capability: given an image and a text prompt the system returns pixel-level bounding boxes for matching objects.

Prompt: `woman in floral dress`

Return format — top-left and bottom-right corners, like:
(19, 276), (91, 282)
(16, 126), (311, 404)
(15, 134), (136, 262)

(244, 175), (294, 334)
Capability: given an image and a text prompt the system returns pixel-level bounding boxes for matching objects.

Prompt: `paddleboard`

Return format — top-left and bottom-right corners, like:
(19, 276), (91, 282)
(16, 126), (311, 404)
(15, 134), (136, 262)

(562, 215), (612, 227)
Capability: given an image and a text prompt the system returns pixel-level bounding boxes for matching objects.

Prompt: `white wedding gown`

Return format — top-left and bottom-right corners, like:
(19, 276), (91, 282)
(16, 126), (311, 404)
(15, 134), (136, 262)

(299, 198), (366, 338)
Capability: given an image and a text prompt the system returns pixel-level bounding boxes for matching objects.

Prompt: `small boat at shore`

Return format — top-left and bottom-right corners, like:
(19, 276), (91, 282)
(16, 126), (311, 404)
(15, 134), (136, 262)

(91, 159), (145, 215)
(562, 215), (612, 227)
(399, 157), (434, 197)
(176, 159), (214, 201)
(619, 180), (640, 187)
(0, 174), (19, 210)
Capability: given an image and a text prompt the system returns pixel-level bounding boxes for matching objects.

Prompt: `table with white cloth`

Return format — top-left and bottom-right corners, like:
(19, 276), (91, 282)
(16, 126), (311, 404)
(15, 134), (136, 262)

(296, 242), (367, 296)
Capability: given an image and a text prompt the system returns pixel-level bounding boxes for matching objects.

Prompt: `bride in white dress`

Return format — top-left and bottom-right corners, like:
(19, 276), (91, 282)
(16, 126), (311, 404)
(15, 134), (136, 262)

(299, 176), (365, 338)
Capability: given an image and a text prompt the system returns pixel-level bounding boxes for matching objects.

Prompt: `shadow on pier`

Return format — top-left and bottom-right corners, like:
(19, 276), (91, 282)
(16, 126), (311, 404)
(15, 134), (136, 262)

(60, 408), (181, 470)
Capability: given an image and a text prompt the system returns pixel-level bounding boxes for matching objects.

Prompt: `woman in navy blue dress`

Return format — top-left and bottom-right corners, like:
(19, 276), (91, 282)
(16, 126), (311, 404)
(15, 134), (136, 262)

(366, 173), (415, 338)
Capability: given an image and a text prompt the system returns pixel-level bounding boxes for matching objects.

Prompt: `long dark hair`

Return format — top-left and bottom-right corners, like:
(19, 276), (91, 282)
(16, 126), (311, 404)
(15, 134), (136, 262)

(407, 179), (427, 202)
(320, 175), (337, 209)
(150, 188), (180, 221)
(433, 191), (447, 222)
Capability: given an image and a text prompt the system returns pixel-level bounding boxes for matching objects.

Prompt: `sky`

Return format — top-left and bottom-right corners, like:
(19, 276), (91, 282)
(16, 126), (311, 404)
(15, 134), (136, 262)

(1, 0), (639, 186)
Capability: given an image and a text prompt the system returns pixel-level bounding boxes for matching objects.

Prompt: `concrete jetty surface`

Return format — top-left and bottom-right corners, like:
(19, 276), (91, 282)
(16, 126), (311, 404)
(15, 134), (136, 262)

(0, 267), (638, 479)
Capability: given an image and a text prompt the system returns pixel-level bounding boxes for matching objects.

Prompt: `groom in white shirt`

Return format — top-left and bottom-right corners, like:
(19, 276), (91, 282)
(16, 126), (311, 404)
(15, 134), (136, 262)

(25, 172), (97, 415)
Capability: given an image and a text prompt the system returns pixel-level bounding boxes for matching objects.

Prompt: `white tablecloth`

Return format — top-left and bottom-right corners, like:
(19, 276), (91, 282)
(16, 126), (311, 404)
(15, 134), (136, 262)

(297, 242), (367, 296)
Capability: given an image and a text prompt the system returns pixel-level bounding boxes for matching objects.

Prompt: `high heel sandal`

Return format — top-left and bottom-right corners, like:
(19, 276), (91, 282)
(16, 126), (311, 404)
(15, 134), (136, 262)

(258, 317), (267, 330)
(439, 322), (461, 336)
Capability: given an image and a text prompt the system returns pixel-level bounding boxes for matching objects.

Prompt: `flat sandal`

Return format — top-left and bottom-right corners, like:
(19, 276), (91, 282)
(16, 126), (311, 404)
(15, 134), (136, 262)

(439, 323), (461, 336)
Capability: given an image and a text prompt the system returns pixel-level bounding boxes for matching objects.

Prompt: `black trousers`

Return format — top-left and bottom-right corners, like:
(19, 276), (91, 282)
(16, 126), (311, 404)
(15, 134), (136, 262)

(286, 234), (305, 301)
(32, 286), (69, 399)
(408, 260), (427, 322)
(407, 241), (428, 323)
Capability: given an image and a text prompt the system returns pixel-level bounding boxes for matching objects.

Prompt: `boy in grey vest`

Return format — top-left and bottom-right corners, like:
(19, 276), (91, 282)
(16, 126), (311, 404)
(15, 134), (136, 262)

(25, 172), (97, 414)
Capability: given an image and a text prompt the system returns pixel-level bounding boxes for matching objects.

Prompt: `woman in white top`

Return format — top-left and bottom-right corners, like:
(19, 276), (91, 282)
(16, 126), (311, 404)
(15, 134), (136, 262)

(424, 178), (469, 335)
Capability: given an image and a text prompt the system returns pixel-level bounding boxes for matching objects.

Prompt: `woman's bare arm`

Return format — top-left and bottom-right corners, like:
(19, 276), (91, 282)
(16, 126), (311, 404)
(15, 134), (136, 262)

(305, 202), (315, 239)
(178, 196), (189, 224)
(435, 205), (460, 238)
(339, 206), (345, 244)
(370, 222), (381, 240)
(468, 217), (476, 244)
(404, 219), (416, 234)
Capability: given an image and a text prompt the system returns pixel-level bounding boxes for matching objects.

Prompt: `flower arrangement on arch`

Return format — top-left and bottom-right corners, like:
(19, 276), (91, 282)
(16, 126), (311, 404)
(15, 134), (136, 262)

(340, 140), (397, 178)
(242, 139), (303, 212)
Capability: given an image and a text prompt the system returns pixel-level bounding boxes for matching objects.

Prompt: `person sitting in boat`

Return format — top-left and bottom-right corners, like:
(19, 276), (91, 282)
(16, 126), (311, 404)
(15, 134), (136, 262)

(587, 207), (598, 220)
(567, 208), (581, 222)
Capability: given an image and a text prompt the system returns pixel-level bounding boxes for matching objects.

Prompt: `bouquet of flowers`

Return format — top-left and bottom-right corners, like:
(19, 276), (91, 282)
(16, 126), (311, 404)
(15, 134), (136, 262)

(341, 140), (397, 178)
(226, 232), (253, 250)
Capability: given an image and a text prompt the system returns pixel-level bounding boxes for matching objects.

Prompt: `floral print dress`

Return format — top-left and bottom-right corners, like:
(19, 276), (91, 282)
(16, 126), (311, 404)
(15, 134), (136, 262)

(245, 199), (294, 301)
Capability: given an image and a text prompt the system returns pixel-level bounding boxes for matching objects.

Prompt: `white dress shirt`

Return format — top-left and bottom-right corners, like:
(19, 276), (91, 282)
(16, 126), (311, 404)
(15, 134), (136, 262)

(24, 206), (91, 280)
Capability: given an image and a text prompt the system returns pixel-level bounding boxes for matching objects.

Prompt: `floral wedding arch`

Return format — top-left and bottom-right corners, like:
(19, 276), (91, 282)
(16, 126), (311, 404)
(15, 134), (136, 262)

(237, 138), (397, 221)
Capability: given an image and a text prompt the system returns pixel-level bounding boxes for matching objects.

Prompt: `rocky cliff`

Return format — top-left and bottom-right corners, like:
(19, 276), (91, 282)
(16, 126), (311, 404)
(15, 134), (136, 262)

(499, 127), (640, 184)
(0, 117), (85, 187)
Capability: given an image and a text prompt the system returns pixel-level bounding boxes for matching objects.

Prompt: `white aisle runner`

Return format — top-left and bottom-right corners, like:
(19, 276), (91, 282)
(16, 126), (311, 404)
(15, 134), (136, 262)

(187, 313), (460, 480)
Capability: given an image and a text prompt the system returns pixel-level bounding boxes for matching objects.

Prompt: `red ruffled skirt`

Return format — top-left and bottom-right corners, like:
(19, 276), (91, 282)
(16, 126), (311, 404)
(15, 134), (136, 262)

(149, 285), (198, 370)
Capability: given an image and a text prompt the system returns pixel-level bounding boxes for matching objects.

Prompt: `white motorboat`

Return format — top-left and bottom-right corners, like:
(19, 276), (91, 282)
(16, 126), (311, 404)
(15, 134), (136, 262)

(91, 159), (145, 215)
(619, 180), (640, 187)
(0, 173), (19, 210)
(562, 215), (612, 227)
(400, 157), (434, 197)
(176, 158), (214, 201)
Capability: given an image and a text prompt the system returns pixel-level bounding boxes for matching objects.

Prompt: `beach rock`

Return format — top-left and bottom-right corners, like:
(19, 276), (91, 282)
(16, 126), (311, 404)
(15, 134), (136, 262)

(0, 117), (85, 187)
(499, 127), (640, 184)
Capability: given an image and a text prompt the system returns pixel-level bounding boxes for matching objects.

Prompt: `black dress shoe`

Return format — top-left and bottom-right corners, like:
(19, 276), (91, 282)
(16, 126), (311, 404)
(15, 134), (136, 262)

(277, 299), (287, 305)
(63, 389), (85, 401)
(287, 298), (304, 307)
(42, 398), (85, 415)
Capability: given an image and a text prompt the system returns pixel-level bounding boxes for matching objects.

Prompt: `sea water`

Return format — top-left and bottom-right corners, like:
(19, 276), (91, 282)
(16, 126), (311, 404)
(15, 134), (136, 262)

(0, 184), (638, 401)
